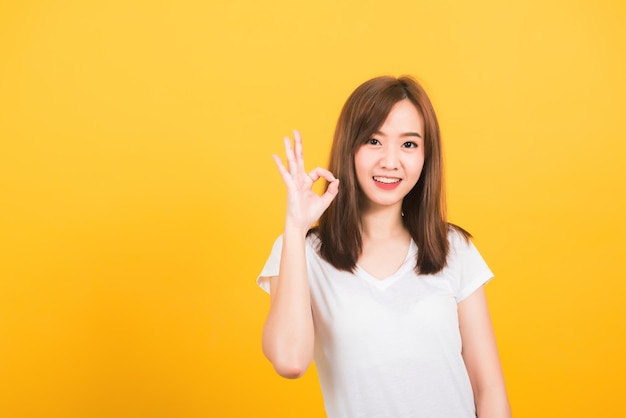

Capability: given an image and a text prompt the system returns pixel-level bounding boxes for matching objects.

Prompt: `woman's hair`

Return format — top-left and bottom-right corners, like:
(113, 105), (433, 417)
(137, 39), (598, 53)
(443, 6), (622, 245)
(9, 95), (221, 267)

(313, 75), (469, 275)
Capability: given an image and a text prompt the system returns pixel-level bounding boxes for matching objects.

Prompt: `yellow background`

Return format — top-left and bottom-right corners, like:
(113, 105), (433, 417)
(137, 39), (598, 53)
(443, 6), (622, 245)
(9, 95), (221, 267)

(1, 1), (624, 417)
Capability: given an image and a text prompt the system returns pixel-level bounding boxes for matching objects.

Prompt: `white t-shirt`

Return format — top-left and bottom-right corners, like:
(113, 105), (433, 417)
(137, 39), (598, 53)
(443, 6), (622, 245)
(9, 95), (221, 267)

(258, 230), (493, 418)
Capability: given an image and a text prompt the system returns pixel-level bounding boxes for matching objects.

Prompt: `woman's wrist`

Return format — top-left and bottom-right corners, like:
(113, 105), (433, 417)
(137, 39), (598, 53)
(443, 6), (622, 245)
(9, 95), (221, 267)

(283, 220), (311, 238)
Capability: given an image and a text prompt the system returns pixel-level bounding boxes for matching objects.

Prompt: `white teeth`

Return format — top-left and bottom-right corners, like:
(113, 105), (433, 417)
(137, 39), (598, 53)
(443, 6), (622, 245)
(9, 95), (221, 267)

(373, 177), (401, 184)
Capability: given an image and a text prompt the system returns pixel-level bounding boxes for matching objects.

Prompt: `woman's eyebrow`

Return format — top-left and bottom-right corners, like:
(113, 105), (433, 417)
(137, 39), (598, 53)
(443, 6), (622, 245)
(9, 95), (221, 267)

(373, 130), (423, 138)
(402, 132), (422, 138)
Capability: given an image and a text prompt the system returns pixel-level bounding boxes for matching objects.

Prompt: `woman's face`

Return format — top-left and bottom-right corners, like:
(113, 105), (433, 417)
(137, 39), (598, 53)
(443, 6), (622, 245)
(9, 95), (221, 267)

(354, 99), (425, 212)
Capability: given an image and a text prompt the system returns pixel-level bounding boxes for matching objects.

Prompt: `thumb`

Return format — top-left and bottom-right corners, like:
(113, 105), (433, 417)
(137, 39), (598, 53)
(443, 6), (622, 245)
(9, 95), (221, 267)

(320, 179), (339, 208)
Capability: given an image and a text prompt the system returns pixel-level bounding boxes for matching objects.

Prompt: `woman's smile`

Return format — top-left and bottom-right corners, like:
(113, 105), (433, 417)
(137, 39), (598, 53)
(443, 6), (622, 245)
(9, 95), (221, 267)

(373, 176), (402, 190)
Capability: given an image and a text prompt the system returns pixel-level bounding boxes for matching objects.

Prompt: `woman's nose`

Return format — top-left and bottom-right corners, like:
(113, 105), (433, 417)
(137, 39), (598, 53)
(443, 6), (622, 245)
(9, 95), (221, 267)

(380, 146), (400, 169)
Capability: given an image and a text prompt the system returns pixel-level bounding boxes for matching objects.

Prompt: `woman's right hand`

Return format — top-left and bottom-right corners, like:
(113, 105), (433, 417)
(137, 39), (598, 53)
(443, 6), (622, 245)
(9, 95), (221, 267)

(273, 130), (340, 232)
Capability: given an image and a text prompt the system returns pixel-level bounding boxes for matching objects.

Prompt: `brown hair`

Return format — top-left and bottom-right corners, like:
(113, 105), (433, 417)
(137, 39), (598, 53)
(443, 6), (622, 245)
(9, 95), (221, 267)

(312, 75), (469, 275)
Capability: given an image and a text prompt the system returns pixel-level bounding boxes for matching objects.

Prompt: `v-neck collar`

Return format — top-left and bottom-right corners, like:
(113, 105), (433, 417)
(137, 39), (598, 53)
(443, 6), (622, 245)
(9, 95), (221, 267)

(355, 239), (417, 291)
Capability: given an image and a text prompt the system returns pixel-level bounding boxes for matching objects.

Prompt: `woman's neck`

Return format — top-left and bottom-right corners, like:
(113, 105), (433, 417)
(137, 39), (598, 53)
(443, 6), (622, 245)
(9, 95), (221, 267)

(360, 205), (406, 240)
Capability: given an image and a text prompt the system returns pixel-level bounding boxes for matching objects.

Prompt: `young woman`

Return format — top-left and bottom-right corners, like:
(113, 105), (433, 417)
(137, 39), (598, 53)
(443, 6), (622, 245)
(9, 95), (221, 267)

(257, 76), (511, 418)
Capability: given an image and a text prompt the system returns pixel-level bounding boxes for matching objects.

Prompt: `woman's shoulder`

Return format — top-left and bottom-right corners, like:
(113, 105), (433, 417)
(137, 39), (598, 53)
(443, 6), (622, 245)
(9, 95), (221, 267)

(447, 223), (472, 249)
(445, 223), (491, 270)
(269, 230), (322, 255)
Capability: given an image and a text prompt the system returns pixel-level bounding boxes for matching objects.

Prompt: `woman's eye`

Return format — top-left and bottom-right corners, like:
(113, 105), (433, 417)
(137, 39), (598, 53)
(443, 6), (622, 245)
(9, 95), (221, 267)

(402, 141), (418, 148)
(367, 138), (381, 145)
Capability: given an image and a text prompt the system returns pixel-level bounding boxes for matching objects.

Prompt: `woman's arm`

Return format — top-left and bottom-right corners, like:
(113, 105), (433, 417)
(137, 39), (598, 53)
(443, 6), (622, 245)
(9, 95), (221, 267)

(261, 131), (339, 379)
(458, 287), (512, 418)
(262, 226), (313, 379)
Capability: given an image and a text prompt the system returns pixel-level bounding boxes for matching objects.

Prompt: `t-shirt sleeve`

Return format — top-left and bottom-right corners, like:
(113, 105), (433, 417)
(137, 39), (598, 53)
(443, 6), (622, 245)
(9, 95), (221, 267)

(450, 232), (494, 302)
(256, 235), (283, 294)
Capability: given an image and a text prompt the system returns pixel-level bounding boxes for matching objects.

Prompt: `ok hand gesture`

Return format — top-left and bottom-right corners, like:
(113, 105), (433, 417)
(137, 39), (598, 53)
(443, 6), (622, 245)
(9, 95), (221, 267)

(273, 130), (340, 232)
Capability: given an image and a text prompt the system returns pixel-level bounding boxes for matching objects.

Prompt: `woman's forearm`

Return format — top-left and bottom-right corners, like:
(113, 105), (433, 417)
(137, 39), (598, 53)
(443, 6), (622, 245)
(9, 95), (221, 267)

(475, 385), (512, 418)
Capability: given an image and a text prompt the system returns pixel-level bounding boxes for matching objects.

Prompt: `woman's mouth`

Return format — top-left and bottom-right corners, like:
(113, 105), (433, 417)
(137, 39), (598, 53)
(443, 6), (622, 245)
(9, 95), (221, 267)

(373, 176), (401, 190)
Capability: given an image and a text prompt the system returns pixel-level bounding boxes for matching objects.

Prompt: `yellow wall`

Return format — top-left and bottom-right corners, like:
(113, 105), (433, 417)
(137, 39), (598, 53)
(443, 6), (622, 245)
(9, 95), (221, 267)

(1, 1), (624, 417)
